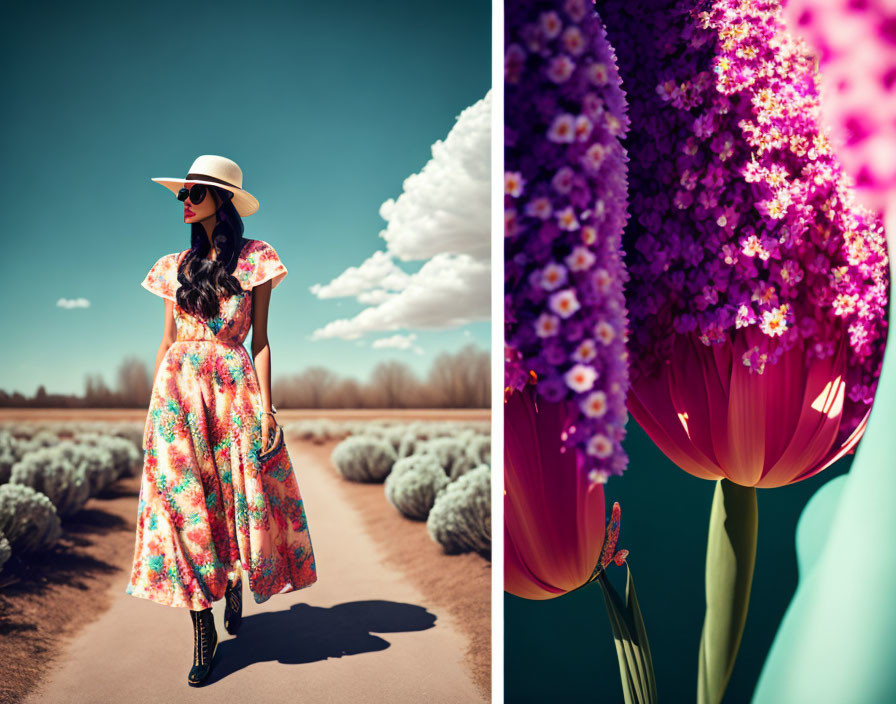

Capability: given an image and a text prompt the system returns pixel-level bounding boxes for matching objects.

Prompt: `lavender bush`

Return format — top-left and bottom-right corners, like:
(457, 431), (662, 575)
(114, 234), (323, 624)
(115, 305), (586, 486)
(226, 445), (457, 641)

(330, 435), (397, 482)
(0, 483), (62, 553)
(427, 464), (491, 555)
(10, 447), (90, 516)
(384, 454), (450, 520)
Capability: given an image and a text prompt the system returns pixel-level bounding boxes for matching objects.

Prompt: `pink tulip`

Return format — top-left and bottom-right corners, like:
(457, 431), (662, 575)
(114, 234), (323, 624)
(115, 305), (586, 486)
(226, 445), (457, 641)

(627, 326), (870, 489)
(505, 382), (626, 599)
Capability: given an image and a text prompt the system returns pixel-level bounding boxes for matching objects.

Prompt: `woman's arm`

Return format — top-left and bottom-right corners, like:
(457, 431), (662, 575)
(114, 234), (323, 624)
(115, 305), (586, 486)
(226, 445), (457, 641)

(143, 299), (177, 451)
(251, 280), (276, 451)
(153, 299), (178, 385)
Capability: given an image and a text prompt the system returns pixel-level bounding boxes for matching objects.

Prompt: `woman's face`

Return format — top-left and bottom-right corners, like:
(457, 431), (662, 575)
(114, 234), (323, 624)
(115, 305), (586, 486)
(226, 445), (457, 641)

(183, 182), (218, 224)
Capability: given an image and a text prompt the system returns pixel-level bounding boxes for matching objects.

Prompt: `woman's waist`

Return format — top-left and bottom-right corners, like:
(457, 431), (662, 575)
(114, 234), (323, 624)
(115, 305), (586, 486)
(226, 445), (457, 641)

(172, 337), (247, 348)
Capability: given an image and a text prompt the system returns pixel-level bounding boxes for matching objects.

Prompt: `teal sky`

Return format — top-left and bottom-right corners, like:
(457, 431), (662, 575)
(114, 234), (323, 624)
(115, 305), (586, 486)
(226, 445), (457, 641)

(0, 0), (490, 396)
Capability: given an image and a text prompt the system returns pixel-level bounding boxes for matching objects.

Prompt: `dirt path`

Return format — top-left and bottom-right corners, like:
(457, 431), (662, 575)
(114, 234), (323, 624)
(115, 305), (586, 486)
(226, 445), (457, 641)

(0, 476), (142, 704)
(302, 441), (491, 696)
(20, 438), (488, 704)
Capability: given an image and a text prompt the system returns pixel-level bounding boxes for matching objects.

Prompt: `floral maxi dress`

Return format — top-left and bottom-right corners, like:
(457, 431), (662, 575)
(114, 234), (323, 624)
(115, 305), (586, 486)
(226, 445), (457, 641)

(128, 238), (317, 610)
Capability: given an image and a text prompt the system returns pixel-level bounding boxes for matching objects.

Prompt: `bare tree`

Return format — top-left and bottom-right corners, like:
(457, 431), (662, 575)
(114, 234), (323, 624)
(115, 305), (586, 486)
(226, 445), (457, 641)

(367, 360), (421, 408)
(427, 343), (491, 407)
(324, 377), (365, 408)
(117, 356), (152, 407)
(276, 366), (339, 408)
(84, 372), (115, 407)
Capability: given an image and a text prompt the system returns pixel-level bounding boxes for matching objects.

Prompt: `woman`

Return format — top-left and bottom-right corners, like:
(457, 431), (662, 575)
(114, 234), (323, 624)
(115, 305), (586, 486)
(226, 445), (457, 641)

(128, 155), (317, 686)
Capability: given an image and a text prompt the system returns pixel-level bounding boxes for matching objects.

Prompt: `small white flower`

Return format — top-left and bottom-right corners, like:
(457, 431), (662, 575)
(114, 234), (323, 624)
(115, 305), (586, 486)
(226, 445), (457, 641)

(581, 225), (597, 245)
(582, 142), (608, 171)
(535, 313), (560, 337)
(505, 171), (525, 197)
(574, 114), (593, 142)
(587, 434), (614, 459)
(555, 206), (580, 231)
(564, 364), (598, 393)
(581, 390), (608, 418)
(593, 268), (612, 293)
(539, 10), (562, 39)
(562, 26), (585, 55)
(605, 113), (623, 137)
(572, 339), (597, 362)
(549, 288), (581, 319)
(524, 196), (553, 220)
(551, 166), (574, 194)
(594, 320), (615, 345)
(587, 62), (609, 86)
(565, 246), (596, 271)
(548, 113), (576, 143)
(547, 55), (576, 83)
(540, 262), (568, 290)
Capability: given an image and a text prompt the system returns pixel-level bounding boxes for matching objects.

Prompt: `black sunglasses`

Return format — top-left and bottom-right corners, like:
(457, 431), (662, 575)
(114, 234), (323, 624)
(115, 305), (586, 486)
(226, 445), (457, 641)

(177, 183), (208, 205)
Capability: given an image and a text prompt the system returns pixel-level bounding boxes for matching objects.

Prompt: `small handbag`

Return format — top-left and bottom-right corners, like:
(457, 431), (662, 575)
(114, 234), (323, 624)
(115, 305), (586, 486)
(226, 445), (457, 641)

(259, 420), (285, 467)
(257, 418), (311, 528)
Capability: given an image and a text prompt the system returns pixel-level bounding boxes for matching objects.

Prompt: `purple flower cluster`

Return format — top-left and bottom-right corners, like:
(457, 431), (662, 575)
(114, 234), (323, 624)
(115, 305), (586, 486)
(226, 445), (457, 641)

(505, 0), (631, 484)
(601, 0), (889, 439)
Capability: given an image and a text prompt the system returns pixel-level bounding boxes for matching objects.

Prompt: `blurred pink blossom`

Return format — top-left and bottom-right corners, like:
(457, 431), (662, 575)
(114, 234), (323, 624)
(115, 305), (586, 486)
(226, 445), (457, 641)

(783, 0), (896, 211)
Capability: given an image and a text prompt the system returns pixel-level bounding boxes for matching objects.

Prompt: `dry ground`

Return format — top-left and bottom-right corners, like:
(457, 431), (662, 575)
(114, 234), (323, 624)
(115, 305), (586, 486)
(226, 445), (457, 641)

(0, 409), (491, 703)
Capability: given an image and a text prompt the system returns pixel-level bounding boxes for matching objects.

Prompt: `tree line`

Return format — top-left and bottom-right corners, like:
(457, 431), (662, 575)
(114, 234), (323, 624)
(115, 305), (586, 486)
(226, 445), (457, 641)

(0, 344), (491, 409)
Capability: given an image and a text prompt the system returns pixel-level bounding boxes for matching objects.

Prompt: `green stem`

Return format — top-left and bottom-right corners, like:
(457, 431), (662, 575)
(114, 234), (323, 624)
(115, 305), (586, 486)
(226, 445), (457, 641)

(596, 564), (658, 704)
(697, 478), (758, 704)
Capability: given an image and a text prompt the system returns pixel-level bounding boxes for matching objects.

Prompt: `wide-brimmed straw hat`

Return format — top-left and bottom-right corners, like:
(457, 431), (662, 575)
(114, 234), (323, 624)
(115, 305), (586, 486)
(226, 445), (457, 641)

(152, 154), (259, 217)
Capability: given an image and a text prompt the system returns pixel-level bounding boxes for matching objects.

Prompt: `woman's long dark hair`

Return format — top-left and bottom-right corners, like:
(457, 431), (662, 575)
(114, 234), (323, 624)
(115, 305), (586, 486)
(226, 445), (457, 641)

(175, 186), (248, 319)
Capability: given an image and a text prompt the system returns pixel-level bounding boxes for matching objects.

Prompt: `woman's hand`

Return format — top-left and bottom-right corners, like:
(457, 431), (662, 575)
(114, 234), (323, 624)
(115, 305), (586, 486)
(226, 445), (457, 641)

(261, 412), (277, 453)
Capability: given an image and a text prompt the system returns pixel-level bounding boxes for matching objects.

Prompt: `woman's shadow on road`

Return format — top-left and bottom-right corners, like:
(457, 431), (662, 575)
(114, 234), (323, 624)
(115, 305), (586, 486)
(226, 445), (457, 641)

(207, 600), (436, 682)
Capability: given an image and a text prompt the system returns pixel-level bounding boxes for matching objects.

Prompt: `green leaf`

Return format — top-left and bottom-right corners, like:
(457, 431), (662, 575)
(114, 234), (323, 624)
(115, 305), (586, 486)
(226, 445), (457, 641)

(597, 564), (658, 704)
(697, 479), (758, 704)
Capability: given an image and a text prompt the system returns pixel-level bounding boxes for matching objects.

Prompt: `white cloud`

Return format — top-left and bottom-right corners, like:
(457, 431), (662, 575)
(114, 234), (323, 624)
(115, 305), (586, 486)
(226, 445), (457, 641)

(309, 250), (411, 299)
(309, 91), (491, 342)
(372, 333), (417, 349)
(57, 298), (90, 309)
(357, 289), (398, 305)
(311, 253), (489, 340)
(378, 91), (491, 262)
(371, 333), (424, 354)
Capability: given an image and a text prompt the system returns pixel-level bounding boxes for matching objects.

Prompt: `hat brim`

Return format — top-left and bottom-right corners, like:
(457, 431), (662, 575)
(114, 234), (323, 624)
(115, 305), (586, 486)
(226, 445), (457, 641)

(151, 177), (259, 217)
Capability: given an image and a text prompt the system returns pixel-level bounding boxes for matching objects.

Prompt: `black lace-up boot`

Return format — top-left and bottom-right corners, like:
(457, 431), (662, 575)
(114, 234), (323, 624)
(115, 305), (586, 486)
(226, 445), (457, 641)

(188, 608), (218, 686)
(224, 576), (243, 636)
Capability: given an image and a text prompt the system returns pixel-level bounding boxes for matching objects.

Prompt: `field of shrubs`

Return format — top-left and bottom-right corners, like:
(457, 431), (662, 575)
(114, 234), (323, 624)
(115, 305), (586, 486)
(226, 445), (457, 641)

(0, 416), (491, 583)
(291, 418), (492, 559)
(0, 421), (142, 581)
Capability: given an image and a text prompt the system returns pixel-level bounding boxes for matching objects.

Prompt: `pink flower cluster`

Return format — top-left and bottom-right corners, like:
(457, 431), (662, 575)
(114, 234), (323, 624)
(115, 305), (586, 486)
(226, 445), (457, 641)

(601, 0), (889, 439)
(505, 0), (631, 484)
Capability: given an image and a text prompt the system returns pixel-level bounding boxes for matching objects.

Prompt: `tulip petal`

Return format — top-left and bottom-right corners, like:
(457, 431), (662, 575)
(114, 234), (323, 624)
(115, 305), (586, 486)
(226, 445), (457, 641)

(628, 355), (723, 482)
(672, 334), (731, 476)
(504, 385), (607, 598)
(757, 334), (848, 488)
(792, 407), (869, 484)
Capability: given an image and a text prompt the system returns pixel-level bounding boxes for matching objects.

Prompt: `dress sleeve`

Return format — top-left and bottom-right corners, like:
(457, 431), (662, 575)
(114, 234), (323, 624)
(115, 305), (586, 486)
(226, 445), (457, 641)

(250, 240), (288, 290)
(141, 252), (179, 302)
